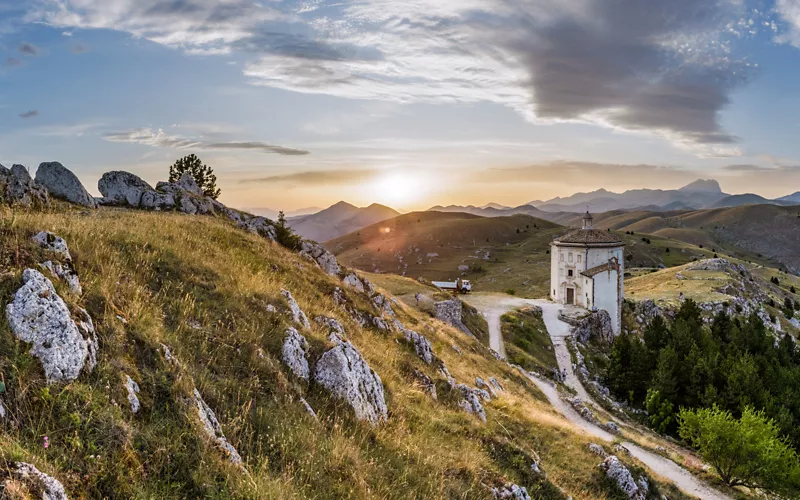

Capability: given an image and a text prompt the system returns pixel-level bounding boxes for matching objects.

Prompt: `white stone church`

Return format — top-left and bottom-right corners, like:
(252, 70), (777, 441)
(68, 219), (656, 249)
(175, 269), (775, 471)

(550, 212), (625, 333)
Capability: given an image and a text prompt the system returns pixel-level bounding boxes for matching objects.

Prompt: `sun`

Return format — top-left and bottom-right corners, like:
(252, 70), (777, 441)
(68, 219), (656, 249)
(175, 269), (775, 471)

(369, 172), (426, 207)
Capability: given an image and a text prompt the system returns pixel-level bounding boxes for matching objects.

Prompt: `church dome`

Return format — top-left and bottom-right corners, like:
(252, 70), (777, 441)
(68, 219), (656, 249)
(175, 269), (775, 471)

(552, 211), (623, 247)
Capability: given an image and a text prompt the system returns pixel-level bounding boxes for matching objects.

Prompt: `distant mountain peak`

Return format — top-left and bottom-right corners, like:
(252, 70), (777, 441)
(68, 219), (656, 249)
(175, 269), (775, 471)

(679, 179), (722, 193)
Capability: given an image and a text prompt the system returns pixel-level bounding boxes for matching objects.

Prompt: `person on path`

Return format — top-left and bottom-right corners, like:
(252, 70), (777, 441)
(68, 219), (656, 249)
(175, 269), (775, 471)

(415, 293), (421, 306)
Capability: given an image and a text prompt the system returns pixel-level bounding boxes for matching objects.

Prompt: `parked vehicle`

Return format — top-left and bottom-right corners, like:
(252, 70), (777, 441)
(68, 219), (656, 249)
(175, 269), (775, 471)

(431, 278), (472, 294)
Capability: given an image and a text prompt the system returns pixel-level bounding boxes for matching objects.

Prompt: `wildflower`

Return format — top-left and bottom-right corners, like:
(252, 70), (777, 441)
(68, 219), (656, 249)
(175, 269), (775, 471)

(43, 436), (49, 449)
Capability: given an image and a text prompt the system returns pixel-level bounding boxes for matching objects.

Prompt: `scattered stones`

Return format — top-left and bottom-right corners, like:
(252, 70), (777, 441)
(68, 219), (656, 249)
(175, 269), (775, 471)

(299, 398), (318, 419)
(597, 456), (644, 500)
(6, 269), (97, 382)
(299, 240), (340, 276)
(193, 388), (244, 467)
(98, 171), (154, 206)
(39, 260), (82, 295)
(476, 377), (497, 398)
(589, 443), (607, 457)
(491, 483), (531, 500)
(566, 397), (596, 423)
(6, 462), (68, 500)
(32, 231), (72, 260)
(35, 162), (97, 208)
(456, 384), (489, 422)
(412, 369), (437, 400)
(434, 299), (471, 334)
(314, 316), (346, 337)
(281, 327), (310, 381)
(125, 375), (141, 414)
(372, 293), (395, 318)
(0, 164), (49, 208)
(488, 377), (504, 392)
(281, 289), (310, 329)
(634, 299), (660, 327)
(314, 342), (388, 425)
(604, 421), (621, 434)
(402, 328), (434, 364)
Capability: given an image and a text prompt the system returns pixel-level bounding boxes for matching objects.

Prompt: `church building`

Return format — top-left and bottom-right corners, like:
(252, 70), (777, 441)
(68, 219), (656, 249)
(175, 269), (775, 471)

(550, 211), (625, 334)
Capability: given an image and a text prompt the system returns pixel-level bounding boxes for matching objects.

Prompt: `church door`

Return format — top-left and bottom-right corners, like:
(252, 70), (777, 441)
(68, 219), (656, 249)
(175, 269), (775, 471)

(566, 288), (574, 305)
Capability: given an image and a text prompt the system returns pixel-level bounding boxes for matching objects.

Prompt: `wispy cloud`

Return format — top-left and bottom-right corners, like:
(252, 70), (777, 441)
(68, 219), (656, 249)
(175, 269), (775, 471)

(103, 128), (309, 156)
(18, 42), (39, 56)
(23, 1), (789, 156)
(19, 110), (39, 119)
(5, 57), (21, 66)
(240, 168), (379, 185)
(70, 43), (89, 54)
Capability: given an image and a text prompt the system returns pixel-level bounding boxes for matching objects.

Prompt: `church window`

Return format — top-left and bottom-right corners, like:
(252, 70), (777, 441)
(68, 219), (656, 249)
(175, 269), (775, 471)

(577, 255), (582, 263)
(568, 269), (573, 277)
(560, 253), (564, 262)
(568, 253), (573, 263)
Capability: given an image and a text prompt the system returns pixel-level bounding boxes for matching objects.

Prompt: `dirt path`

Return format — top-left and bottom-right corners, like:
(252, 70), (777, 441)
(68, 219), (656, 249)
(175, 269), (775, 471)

(464, 293), (729, 500)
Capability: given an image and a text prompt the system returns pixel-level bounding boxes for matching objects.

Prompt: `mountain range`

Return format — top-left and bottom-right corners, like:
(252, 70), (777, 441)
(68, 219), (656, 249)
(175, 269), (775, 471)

(287, 201), (400, 242)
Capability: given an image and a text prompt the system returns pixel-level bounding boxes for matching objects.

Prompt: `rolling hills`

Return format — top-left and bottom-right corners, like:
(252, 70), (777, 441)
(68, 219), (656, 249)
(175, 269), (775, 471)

(288, 201), (399, 242)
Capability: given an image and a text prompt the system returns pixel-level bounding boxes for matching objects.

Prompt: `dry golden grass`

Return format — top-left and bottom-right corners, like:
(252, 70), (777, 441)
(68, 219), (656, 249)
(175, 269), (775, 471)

(0, 205), (687, 499)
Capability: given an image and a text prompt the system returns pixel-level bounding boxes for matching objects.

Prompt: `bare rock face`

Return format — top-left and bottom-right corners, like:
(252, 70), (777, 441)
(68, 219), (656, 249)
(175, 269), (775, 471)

(434, 299), (471, 334)
(456, 384), (489, 422)
(475, 377), (497, 398)
(35, 162), (97, 208)
(371, 293), (395, 318)
(314, 316), (346, 337)
(491, 483), (531, 500)
(125, 375), (141, 414)
(402, 328), (434, 364)
(299, 240), (340, 276)
(0, 164), (49, 208)
(281, 289), (310, 329)
(98, 171), (155, 206)
(39, 261), (81, 295)
(6, 462), (68, 500)
(342, 272), (373, 295)
(6, 269), (97, 382)
(597, 456), (644, 500)
(193, 388), (244, 467)
(32, 231), (72, 260)
(314, 342), (388, 425)
(281, 327), (310, 380)
(573, 309), (614, 344)
(239, 216), (276, 241)
(589, 443), (607, 457)
(633, 299), (660, 326)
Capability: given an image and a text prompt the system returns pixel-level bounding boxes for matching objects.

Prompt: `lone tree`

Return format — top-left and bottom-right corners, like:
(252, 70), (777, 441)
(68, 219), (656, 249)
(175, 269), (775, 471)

(678, 406), (800, 494)
(169, 154), (220, 199)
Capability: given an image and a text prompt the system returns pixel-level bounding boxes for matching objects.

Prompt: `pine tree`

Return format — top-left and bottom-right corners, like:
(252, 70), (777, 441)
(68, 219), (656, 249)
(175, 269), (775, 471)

(169, 154), (221, 199)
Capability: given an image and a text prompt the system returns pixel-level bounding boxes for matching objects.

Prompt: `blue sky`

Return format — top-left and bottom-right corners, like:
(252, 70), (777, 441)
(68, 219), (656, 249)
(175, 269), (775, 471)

(2, 0), (800, 211)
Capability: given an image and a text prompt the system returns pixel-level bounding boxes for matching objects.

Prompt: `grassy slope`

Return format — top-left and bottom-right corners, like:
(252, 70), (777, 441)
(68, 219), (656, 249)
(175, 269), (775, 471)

(0, 205), (668, 499)
(327, 211), (721, 298)
(500, 308), (558, 375)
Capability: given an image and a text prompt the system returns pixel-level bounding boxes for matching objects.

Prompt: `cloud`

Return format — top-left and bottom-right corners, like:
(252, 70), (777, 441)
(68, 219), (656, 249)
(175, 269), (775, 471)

(70, 43), (89, 54)
(5, 57), (21, 66)
(19, 110), (39, 119)
(776, 0), (800, 47)
(240, 168), (380, 185)
(25, 0), (779, 155)
(103, 128), (309, 155)
(18, 42), (39, 56)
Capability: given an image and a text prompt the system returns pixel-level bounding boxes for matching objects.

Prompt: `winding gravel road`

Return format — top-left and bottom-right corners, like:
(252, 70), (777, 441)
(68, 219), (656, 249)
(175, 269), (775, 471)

(463, 293), (729, 500)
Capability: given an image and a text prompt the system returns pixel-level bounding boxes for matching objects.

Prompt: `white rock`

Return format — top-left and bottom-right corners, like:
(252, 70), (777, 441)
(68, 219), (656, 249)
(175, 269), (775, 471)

(314, 316), (346, 337)
(314, 342), (388, 425)
(125, 375), (141, 414)
(9, 462), (68, 500)
(193, 388), (244, 467)
(239, 216), (277, 241)
(456, 384), (488, 422)
(32, 231), (72, 261)
(412, 369), (437, 400)
(604, 421), (621, 434)
(281, 327), (310, 381)
(476, 377), (497, 398)
(35, 162), (97, 208)
(0, 164), (49, 208)
(39, 261), (82, 295)
(598, 456), (643, 499)
(588, 443), (607, 457)
(492, 483), (531, 499)
(489, 377), (504, 392)
(403, 328), (434, 364)
(300, 397), (317, 419)
(343, 272), (366, 293)
(281, 289), (310, 330)
(300, 240), (340, 276)
(6, 269), (96, 382)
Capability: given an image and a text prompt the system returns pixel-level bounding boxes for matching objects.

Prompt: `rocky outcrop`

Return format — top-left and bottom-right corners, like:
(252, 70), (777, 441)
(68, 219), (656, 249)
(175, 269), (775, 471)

(412, 369), (437, 400)
(371, 293), (395, 318)
(32, 231), (72, 260)
(314, 316), (346, 337)
(39, 261), (81, 295)
(597, 456), (645, 500)
(567, 397), (596, 423)
(633, 299), (660, 326)
(125, 375), (141, 414)
(299, 240), (340, 276)
(491, 483), (531, 499)
(281, 289), (310, 330)
(98, 171), (154, 206)
(32, 231), (82, 294)
(0, 164), (49, 208)
(313, 342), (387, 425)
(434, 299), (471, 334)
(193, 388), (244, 467)
(476, 377), (497, 398)
(604, 421), (621, 434)
(588, 443), (607, 457)
(5, 462), (68, 500)
(281, 327), (310, 381)
(35, 162), (97, 208)
(342, 272), (374, 295)
(456, 384), (490, 422)
(573, 310), (614, 344)
(402, 328), (434, 364)
(489, 377), (504, 393)
(239, 216), (277, 241)
(6, 269), (98, 382)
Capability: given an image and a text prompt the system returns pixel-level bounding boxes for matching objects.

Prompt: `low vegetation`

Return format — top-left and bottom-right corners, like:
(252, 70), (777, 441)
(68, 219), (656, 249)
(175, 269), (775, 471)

(500, 308), (557, 374)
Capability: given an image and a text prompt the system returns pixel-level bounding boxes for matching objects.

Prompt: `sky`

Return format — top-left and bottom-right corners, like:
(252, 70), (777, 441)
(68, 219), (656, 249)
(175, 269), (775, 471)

(2, 0), (800, 212)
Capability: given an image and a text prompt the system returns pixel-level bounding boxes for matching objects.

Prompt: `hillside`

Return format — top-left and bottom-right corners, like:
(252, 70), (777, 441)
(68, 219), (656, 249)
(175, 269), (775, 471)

(288, 201), (400, 242)
(326, 211), (719, 297)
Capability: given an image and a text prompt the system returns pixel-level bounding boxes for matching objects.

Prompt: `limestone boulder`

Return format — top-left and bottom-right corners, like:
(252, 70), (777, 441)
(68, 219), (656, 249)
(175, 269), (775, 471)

(32, 231), (72, 260)
(7, 462), (68, 500)
(597, 456), (644, 500)
(456, 384), (489, 422)
(39, 261), (81, 295)
(314, 316), (346, 337)
(491, 483), (531, 500)
(193, 388), (244, 467)
(314, 342), (388, 425)
(589, 443), (607, 457)
(0, 164), (49, 207)
(239, 216), (276, 241)
(35, 162), (97, 208)
(281, 327), (310, 380)
(299, 240), (340, 276)
(98, 171), (155, 206)
(573, 309), (614, 344)
(434, 299), (471, 334)
(125, 375), (141, 414)
(281, 289), (310, 329)
(402, 328), (434, 364)
(6, 269), (97, 382)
